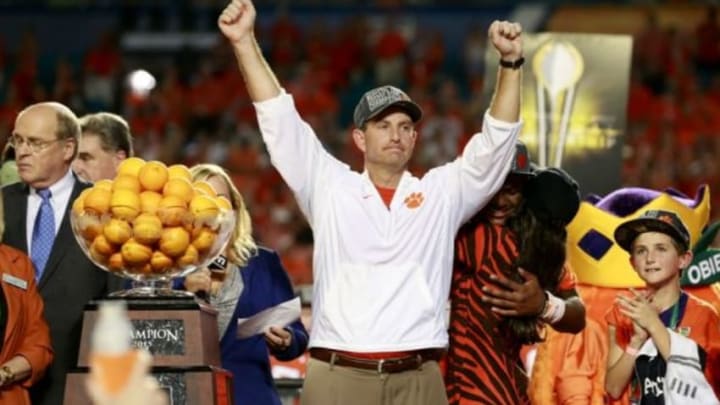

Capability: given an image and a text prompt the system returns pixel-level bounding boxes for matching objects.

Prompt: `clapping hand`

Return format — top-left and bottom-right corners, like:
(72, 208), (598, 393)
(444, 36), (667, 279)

(617, 289), (661, 342)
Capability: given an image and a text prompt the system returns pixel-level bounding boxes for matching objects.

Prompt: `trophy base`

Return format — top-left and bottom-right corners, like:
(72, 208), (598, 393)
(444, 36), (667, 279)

(64, 366), (233, 405)
(78, 298), (220, 368)
(108, 279), (195, 299)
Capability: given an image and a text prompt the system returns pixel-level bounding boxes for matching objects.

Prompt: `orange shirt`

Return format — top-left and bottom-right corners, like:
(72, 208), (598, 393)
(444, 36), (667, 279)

(605, 292), (720, 401)
(0, 244), (53, 405)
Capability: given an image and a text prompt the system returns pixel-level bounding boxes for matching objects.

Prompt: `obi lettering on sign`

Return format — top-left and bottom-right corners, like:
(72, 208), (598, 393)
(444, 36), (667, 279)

(683, 251), (720, 286)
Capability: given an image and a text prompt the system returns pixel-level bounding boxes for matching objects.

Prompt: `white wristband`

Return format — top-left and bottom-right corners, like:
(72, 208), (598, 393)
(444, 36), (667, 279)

(540, 291), (566, 324)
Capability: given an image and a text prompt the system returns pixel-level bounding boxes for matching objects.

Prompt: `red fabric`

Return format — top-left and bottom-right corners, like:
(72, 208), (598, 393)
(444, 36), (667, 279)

(0, 245), (53, 405)
(375, 186), (395, 208)
(557, 264), (578, 292)
(375, 30), (407, 59)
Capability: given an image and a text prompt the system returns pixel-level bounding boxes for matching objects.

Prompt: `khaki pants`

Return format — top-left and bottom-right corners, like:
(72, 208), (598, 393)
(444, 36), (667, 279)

(300, 358), (449, 405)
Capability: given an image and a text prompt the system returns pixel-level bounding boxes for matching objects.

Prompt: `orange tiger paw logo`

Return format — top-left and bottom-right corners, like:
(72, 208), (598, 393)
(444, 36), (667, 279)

(404, 192), (424, 209)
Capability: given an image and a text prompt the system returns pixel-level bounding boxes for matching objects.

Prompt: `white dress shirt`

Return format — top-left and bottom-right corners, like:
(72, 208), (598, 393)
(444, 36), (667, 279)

(255, 92), (521, 352)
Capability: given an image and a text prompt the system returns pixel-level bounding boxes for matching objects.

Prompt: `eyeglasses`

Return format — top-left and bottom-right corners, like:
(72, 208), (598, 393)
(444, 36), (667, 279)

(8, 135), (63, 154)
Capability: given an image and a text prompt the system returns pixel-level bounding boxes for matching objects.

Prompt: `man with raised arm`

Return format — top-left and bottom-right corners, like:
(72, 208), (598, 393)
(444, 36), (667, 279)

(218, 1), (524, 404)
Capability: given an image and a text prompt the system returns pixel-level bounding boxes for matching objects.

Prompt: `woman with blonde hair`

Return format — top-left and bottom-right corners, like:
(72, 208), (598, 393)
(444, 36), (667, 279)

(182, 163), (308, 405)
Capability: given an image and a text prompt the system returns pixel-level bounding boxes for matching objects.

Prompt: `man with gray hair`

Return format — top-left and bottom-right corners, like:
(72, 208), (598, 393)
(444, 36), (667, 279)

(73, 112), (134, 182)
(3, 102), (120, 405)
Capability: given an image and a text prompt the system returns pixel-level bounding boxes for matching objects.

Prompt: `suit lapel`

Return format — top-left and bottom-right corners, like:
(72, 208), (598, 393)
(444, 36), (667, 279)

(2, 183), (29, 252)
(37, 178), (83, 290)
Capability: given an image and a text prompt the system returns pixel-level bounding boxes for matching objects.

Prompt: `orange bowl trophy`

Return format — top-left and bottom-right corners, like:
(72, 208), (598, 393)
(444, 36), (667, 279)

(64, 159), (234, 405)
(70, 158), (235, 296)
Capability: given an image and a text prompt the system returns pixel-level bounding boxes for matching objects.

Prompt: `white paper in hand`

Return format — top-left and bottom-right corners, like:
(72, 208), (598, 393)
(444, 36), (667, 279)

(236, 296), (301, 339)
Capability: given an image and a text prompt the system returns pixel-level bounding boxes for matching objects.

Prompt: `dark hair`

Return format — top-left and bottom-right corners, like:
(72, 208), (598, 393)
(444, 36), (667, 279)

(504, 203), (567, 345)
(79, 112), (134, 157)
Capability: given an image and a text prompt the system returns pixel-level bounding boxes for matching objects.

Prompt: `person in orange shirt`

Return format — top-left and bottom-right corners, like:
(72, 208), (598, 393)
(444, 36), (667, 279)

(0, 193), (53, 404)
(605, 209), (720, 403)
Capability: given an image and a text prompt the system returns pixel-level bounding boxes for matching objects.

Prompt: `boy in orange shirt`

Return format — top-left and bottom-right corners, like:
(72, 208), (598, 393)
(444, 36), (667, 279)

(605, 210), (720, 404)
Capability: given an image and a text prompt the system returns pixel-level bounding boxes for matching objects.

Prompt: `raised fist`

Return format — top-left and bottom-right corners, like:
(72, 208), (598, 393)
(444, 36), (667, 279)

(488, 20), (523, 61)
(218, 0), (256, 46)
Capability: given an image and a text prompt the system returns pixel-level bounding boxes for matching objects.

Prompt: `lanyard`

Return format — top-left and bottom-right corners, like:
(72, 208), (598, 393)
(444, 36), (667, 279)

(667, 296), (681, 330)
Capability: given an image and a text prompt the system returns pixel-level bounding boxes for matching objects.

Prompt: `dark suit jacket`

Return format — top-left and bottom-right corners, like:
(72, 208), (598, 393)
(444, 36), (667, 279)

(2, 176), (119, 405)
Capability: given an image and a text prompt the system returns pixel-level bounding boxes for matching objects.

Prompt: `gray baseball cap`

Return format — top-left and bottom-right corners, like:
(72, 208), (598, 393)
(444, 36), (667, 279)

(615, 209), (691, 253)
(353, 85), (423, 128)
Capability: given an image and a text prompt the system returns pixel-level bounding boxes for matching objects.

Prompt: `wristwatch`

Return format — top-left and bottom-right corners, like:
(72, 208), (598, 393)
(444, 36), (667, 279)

(0, 366), (13, 386)
(499, 57), (525, 69)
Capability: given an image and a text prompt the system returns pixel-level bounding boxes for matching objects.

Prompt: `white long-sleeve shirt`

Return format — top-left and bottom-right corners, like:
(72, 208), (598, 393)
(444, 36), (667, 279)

(254, 92), (521, 351)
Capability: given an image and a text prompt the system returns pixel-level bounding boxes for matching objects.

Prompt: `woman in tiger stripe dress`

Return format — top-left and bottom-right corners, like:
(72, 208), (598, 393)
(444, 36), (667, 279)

(446, 152), (586, 405)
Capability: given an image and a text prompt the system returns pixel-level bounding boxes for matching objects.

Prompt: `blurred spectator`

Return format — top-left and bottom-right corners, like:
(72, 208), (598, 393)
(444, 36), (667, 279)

(373, 16), (409, 85)
(695, 6), (720, 87)
(73, 112), (134, 182)
(83, 31), (121, 111)
(0, 144), (19, 186)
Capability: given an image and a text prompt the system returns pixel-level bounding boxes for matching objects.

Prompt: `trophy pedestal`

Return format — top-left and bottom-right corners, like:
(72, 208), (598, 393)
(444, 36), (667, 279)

(64, 297), (233, 405)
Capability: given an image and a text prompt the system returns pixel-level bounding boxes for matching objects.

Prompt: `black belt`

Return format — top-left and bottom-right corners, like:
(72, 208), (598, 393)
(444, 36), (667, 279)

(309, 348), (445, 374)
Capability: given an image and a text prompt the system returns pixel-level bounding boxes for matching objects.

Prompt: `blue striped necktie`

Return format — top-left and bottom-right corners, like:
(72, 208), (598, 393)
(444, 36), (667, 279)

(31, 188), (55, 281)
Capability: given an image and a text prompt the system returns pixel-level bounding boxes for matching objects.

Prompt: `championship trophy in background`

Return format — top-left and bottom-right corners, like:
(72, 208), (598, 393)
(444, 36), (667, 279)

(63, 158), (235, 405)
(532, 40), (584, 167)
(482, 32), (633, 196)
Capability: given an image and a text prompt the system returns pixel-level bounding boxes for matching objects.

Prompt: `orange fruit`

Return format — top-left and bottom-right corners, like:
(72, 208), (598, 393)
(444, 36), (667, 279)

(117, 157), (146, 178)
(159, 227), (190, 258)
(92, 234), (116, 256)
(72, 189), (92, 216)
(138, 160), (169, 192)
(139, 191), (163, 215)
(110, 189), (141, 221)
(107, 252), (125, 271)
(94, 179), (113, 192)
(84, 187), (112, 215)
(134, 212), (162, 225)
(103, 218), (132, 245)
(121, 238), (153, 266)
(80, 220), (104, 242)
(189, 194), (220, 224)
(193, 180), (217, 197)
(177, 245), (199, 267)
(112, 175), (141, 194)
(191, 227), (217, 252)
(133, 214), (163, 245)
(128, 263), (152, 275)
(89, 244), (109, 265)
(150, 251), (174, 273)
(163, 178), (194, 203)
(157, 195), (189, 227)
(167, 164), (192, 182)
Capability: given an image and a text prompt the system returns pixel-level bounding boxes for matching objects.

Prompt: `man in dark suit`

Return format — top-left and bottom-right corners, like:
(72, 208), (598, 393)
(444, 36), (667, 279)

(2, 102), (119, 405)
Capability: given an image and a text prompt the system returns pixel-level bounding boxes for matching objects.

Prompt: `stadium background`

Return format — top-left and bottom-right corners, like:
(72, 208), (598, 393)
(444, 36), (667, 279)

(0, 2), (718, 399)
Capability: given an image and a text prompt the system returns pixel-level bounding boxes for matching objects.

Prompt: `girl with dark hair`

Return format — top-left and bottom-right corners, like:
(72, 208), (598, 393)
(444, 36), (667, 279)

(446, 147), (585, 405)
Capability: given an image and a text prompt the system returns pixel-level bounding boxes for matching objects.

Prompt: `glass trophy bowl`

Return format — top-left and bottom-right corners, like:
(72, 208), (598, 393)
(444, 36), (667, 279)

(71, 203), (235, 298)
